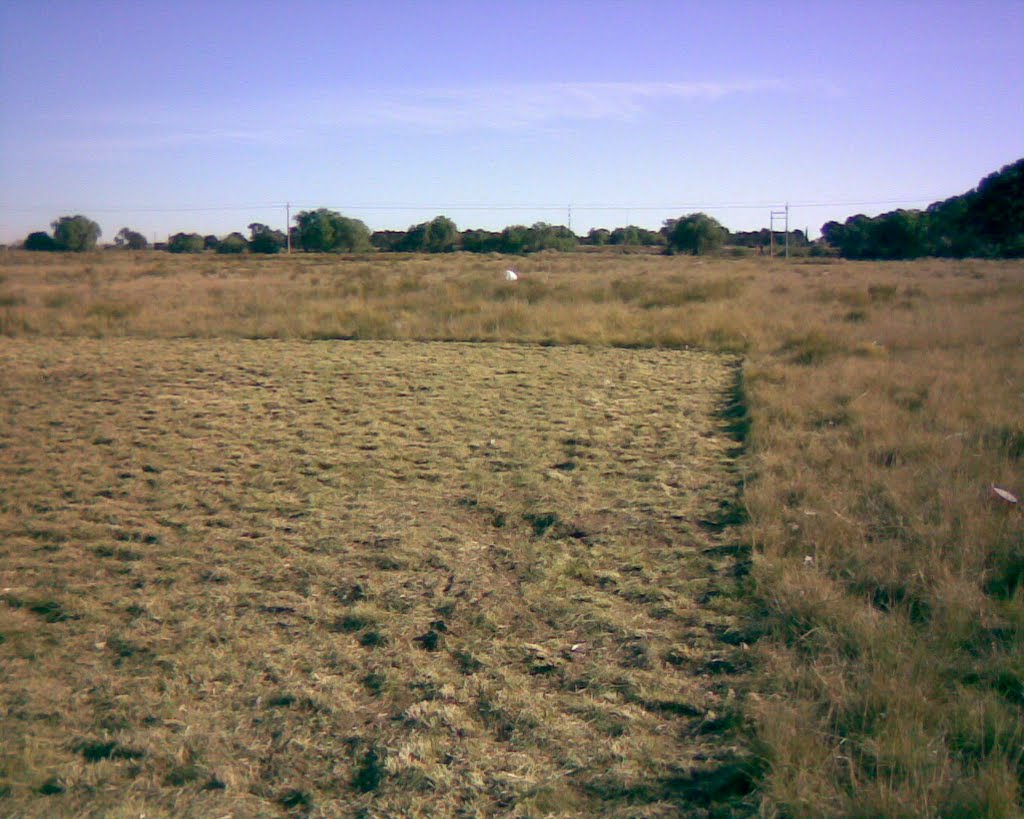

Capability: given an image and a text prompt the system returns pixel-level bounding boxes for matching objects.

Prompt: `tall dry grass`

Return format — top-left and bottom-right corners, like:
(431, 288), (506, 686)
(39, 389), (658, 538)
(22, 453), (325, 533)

(2, 249), (1023, 815)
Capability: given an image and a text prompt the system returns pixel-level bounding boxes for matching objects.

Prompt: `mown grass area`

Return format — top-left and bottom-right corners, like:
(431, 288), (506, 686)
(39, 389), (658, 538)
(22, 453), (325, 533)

(2, 249), (1023, 816)
(0, 333), (753, 815)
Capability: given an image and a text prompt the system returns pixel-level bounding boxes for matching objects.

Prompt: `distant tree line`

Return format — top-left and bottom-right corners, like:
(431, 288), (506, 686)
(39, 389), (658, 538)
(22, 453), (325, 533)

(822, 158), (1024, 259)
(7, 211), (840, 259)
(165, 223), (288, 254)
(17, 209), (775, 256)
(23, 157), (1020, 260)
(583, 225), (665, 247)
(730, 228), (808, 249)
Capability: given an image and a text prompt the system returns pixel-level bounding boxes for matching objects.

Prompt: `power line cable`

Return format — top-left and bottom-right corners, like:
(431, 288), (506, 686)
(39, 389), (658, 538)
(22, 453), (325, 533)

(0, 195), (947, 216)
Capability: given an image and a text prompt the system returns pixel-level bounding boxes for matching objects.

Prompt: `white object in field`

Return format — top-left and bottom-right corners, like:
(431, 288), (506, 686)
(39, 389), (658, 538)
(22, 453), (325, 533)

(504, 269), (518, 281)
(990, 484), (1019, 505)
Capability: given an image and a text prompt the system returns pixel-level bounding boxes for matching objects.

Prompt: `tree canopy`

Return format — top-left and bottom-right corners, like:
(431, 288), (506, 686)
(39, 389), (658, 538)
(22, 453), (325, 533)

(822, 158), (1024, 259)
(52, 215), (102, 252)
(24, 231), (61, 251)
(167, 232), (205, 254)
(663, 213), (728, 255)
(216, 232), (248, 254)
(294, 209), (371, 252)
(23, 215), (102, 252)
(389, 216), (461, 253)
(115, 227), (148, 250)
(248, 223), (287, 254)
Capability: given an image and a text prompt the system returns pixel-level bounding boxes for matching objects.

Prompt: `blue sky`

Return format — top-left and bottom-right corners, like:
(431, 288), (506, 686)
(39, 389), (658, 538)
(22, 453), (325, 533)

(1, 0), (1022, 243)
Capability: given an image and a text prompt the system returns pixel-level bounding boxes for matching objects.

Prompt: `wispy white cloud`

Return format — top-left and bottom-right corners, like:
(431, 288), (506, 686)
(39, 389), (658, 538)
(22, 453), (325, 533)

(30, 78), (802, 154)
(330, 79), (791, 130)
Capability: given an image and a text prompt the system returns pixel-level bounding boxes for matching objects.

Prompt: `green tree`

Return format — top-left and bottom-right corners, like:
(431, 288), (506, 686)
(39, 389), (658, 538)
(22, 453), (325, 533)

(870, 210), (927, 259)
(395, 223), (428, 252)
(371, 230), (407, 251)
(637, 227), (667, 247)
(822, 215), (869, 258)
(822, 157), (1023, 259)
(531, 223), (576, 252)
(966, 158), (1024, 256)
(610, 225), (641, 246)
(663, 213), (727, 255)
(295, 209), (371, 252)
(460, 229), (501, 253)
(495, 223), (576, 254)
(52, 215), (101, 252)
(926, 197), (973, 257)
(498, 224), (531, 254)
(115, 227), (148, 250)
(586, 228), (610, 246)
(332, 216), (372, 252)
(217, 232), (248, 254)
(167, 232), (205, 253)
(822, 212), (924, 260)
(248, 223), (286, 254)
(396, 216), (460, 253)
(295, 209), (335, 251)
(24, 231), (61, 251)
(423, 216), (459, 252)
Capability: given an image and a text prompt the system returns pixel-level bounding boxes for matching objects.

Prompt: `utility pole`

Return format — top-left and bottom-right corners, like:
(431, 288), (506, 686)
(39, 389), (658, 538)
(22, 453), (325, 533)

(285, 203), (291, 254)
(785, 202), (790, 259)
(567, 204), (572, 234)
(769, 206), (786, 258)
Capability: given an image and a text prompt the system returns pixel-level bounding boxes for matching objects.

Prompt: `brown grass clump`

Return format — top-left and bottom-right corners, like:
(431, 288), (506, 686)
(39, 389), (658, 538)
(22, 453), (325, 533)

(2, 248), (1023, 815)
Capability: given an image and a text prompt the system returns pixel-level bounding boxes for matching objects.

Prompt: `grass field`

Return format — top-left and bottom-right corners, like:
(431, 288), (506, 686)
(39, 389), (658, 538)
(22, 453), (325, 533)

(2, 249), (1023, 816)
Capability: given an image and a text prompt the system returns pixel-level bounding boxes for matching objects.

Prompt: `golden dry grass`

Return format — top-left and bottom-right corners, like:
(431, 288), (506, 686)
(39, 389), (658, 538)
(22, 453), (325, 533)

(2, 248), (1023, 816)
(0, 331), (753, 815)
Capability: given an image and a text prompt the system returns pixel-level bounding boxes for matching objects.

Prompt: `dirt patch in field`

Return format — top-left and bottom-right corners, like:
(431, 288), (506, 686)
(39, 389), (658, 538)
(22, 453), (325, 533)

(0, 339), (753, 815)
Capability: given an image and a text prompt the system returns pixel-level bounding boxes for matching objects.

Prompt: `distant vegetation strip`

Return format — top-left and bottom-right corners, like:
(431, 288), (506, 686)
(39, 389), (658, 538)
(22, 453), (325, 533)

(16, 155), (1021, 260)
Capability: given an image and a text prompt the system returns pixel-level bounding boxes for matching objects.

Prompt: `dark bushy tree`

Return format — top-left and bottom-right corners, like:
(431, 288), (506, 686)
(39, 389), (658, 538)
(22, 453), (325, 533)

(608, 225), (665, 247)
(295, 209), (334, 251)
(295, 208), (371, 252)
(822, 157), (1023, 259)
(663, 213), (727, 255)
(532, 223), (577, 252)
(497, 224), (531, 254)
(585, 228), (610, 246)
(460, 229), (501, 253)
(638, 227), (666, 247)
(24, 231), (61, 251)
(168, 232), (205, 253)
(965, 158), (1024, 256)
(423, 216), (459, 252)
(115, 227), (148, 250)
(217, 232), (248, 254)
(371, 230), (407, 251)
(395, 223), (428, 252)
(610, 225), (641, 246)
(871, 210), (927, 259)
(823, 211), (925, 260)
(332, 215), (372, 252)
(731, 228), (772, 249)
(393, 216), (460, 253)
(487, 223), (577, 254)
(52, 215), (101, 252)
(248, 223), (286, 254)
